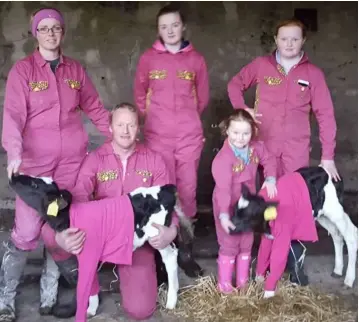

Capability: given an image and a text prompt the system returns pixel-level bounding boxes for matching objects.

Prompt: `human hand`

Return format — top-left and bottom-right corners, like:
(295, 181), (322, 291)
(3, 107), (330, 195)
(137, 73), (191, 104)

(245, 108), (262, 124)
(320, 160), (341, 182)
(7, 159), (22, 179)
(148, 224), (177, 250)
(55, 227), (86, 255)
(261, 181), (277, 199)
(220, 215), (236, 234)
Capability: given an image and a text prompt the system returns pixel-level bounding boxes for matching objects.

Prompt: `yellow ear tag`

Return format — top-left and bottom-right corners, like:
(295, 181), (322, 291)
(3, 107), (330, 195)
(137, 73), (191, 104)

(47, 200), (59, 217)
(264, 207), (277, 221)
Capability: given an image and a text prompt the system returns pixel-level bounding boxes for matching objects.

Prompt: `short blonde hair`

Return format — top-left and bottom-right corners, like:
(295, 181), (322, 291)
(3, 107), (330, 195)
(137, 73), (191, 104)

(109, 102), (141, 124)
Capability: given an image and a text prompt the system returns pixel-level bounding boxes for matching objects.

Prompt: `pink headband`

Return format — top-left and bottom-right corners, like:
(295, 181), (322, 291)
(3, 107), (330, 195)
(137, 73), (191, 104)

(31, 9), (65, 37)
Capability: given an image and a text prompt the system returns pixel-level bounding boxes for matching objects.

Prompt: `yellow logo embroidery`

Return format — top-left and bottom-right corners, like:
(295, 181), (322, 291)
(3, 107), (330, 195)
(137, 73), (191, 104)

(264, 76), (282, 86)
(149, 70), (167, 80)
(136, 170), (153, 183)
(145, 88), (152, 113)
(248, 148), (259, 164)
(65, 79), (81, 90)
(96, 170), (118, 182)
(177, 70), (195, 81)
(277, 64), (286, 76)
(29, 81), (48, 92)
(232, 164), (244, 173)
(232, 148), (259, 173)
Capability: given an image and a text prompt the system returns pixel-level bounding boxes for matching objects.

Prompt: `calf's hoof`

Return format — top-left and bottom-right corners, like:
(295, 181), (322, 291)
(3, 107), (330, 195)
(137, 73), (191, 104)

(263, 290), (275, 299)
(178, 251), (204, 278)
(52, 303), (76, 319)
(289, 272), (309, 286)
(87, 294), (100, 318)
(0, 307), (15, 322)
(165, 294), (178, 310)
(344, 277), (355, 289)
(39, 305), (53, 316)
(331, 272), (342, 279)
(182, 261), (204, 278)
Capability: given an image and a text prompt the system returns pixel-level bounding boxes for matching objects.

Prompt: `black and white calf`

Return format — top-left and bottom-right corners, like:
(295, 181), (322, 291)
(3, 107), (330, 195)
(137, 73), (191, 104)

(230, 166), (358, 297)
(9, 174), (193, 321)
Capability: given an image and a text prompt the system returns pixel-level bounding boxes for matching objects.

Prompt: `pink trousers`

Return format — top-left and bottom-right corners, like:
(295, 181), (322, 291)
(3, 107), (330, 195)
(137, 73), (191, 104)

(146, 135), (204, 218)
(214, 215), (254, 257)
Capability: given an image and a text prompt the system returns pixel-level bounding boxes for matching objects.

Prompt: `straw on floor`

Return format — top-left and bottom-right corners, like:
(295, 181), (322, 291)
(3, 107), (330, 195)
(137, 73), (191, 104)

(158, 275), (357, 322)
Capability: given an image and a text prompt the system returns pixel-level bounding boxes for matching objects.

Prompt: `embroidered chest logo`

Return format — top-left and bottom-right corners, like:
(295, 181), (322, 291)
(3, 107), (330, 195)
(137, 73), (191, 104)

(232, 148), (259, 173)
(65, 79), (81, 90)
(29, 81), (48, 92)
(177, 70), (195, 81)
(96, 170), (118, 182)
(277, 64), (286, 76)
(149, 70), (167, 80)
(264, 76), (282, 86)
(135, 170), (153, 183)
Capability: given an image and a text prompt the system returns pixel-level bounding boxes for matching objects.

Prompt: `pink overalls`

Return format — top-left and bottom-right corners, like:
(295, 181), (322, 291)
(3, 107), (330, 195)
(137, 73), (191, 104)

(69, 196), (135, 322)
(256, 172), (318, 291)
(212, 139), (276, 290)
(134, 40), (209, 218)
(2, 49), (110, 252)
(228, 52), (337, 177)
(71, 142), (177, 320)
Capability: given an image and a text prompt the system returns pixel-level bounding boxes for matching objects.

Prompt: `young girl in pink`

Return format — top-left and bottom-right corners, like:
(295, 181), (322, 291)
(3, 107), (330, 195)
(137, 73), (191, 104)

(212, 109), (277, 293)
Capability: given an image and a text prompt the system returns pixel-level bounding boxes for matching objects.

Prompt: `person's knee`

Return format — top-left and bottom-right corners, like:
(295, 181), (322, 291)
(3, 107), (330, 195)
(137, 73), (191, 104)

(11, 227), (40, 251)
(120, 246), (157, 320)
(123, 299), (156, 320)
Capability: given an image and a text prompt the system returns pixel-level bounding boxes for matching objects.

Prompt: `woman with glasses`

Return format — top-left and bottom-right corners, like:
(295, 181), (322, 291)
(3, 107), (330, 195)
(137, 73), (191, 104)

(0, 7), (110, 321)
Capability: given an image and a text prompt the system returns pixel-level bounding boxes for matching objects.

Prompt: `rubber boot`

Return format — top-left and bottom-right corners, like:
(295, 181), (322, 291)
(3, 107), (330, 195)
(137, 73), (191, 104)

(287, 241), (309, 286)
(0, 240), (28, 322)
(51, 256), (78, 318)
(39, 249), (60, 315)
(236, 252), (251, 289)
(217, 254), (235, 294)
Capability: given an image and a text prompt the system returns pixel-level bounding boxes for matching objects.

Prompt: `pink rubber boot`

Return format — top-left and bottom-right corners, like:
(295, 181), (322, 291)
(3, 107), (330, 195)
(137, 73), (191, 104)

(236, 252), (251, 288)
(217, 254), (235, 294)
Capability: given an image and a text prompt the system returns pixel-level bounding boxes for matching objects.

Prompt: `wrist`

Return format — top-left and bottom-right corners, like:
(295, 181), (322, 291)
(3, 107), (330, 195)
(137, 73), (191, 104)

(219, 213), (230, 221)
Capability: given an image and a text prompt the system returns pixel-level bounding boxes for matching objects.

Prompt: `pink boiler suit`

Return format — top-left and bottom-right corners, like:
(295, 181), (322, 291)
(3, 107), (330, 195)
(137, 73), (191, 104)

(71, 142), (178, 320)
(69, 196), (134, 322)
(228, 52), (337, 177)
(134, 40), (210, 218)
(212, 139), (277, 256)
(255, 172), (318, 291)
(2, 49), (110, 252)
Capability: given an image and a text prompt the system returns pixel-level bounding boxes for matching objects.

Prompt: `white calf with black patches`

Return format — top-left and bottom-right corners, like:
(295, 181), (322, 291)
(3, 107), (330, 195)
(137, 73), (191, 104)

(131, 187), (182, 309)
(9, 175), (191, 318)
(316, 170), (358, 288)
(230, 166), (357, 299)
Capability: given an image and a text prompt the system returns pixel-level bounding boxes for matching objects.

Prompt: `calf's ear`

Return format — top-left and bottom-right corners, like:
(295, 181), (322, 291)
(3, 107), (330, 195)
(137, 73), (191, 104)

(241, 183), (252, 199)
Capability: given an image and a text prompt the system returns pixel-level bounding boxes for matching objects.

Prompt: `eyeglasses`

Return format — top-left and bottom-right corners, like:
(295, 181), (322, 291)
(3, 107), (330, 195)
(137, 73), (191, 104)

(37, 26), (63, 34)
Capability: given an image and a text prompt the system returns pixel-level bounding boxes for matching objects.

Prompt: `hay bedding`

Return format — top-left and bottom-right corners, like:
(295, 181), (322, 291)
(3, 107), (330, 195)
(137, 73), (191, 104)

(158, 276), (357, 322)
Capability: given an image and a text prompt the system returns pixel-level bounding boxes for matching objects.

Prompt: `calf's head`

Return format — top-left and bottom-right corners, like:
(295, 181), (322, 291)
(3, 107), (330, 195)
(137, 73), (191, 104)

(129, 184), (177, 237)
(230, 184), (279, 235)
(9, 174), (72, 231)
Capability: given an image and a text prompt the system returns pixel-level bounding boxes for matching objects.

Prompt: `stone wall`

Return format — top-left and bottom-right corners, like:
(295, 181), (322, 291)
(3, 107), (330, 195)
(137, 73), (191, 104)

(0, 1), (357, 206)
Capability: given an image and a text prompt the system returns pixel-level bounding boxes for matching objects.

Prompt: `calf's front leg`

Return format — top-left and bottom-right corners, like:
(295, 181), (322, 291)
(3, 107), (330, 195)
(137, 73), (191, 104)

(158, 244), (179, 309)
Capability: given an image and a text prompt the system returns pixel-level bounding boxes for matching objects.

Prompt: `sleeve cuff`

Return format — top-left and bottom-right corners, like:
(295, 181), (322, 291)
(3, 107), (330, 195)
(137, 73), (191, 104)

(219, 213), (230, 221)
(264, 176), (276, 184)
